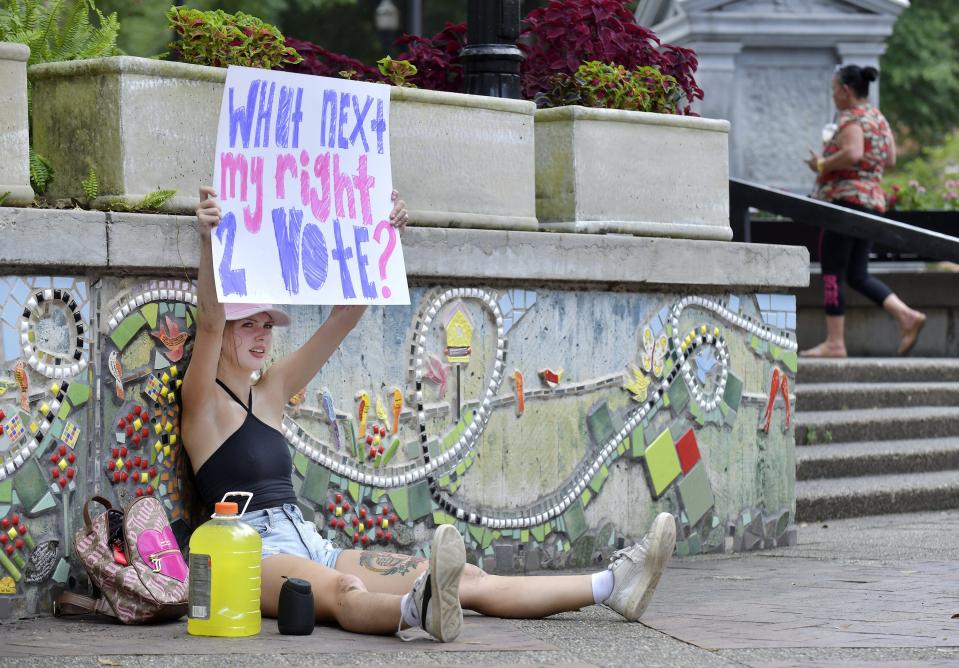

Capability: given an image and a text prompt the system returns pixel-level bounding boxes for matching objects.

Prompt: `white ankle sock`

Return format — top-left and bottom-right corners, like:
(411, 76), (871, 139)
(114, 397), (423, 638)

(399, 592), (420, 629)
(591, 570), (614, 603)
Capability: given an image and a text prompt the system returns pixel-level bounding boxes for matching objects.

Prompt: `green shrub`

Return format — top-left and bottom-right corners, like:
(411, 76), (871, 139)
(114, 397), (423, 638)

(884, 129), (959, 210)
(167, 6), (301, 69)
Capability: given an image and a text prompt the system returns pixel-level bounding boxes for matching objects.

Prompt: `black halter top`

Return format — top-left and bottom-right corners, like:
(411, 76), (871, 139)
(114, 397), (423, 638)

(194, 379), (298, 513)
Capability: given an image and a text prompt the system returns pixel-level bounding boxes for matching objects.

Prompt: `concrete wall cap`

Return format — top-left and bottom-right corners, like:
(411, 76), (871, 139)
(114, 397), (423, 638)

(0, 42), (29, 62)
(390, 86), (535, 115)
(28, 55), (226, 83)
(534, 105), (730, 132)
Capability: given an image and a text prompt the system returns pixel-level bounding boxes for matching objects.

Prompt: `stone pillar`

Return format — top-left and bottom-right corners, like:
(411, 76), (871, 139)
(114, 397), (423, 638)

(0, 42), (33, 206)
(460, 0), (524, 99)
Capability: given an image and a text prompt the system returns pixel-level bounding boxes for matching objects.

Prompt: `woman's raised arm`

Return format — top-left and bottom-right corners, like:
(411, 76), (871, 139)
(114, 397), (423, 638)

(181, 186), (227, 414)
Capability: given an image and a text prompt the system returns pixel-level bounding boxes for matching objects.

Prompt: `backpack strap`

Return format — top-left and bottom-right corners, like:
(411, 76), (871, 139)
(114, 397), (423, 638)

(82, 496), (114, 535)
(53, 591), (117, 618)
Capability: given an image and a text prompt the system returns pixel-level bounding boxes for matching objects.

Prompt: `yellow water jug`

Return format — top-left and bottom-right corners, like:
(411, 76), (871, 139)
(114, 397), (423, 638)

(187, 492), (261, 637)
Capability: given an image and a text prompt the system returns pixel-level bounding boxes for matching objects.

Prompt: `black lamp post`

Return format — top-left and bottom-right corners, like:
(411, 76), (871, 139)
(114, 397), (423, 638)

(460, 0), (524, 99)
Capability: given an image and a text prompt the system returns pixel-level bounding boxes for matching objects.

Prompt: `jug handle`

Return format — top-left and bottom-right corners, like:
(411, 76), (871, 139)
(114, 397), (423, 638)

(221, 491), (254, 516)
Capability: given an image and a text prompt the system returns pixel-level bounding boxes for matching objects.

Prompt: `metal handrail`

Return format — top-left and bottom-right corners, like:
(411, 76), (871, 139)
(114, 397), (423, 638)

(730, 178), (959, 262)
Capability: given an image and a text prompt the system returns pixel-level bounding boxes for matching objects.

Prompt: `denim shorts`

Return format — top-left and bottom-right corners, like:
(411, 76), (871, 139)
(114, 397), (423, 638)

(242, 504), (342, 569)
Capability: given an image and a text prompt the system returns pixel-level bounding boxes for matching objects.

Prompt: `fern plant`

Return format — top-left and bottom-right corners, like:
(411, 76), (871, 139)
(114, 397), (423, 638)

(80, 167), (98, 200)
(0, 192), (9, 206)
(29, 148), (53, 195)
(106, 189), (177, 212)
(0, 0), (120, 66)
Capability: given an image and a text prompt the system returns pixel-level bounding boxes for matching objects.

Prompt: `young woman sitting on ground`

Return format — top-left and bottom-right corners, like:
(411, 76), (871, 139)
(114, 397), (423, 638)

(179, 186), (677, 642)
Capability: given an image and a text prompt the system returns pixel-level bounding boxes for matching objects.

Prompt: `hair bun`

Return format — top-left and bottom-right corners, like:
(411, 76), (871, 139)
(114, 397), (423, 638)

(862, 66), (878, 82)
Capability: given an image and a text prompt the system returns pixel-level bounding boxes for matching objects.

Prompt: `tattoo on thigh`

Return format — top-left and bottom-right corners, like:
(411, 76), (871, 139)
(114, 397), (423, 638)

(359, 552), (426, 576)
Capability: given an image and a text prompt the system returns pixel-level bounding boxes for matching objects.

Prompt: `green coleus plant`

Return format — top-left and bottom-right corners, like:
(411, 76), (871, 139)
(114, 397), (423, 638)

(536, 60), (680, 114)
(167, 6), (301, 70)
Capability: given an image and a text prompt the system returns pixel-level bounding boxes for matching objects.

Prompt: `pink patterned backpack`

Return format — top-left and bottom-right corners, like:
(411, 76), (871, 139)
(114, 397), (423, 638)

(55, 496), (189, 623)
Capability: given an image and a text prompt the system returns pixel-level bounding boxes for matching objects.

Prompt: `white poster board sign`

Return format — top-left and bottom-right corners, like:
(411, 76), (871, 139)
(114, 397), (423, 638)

(211, 66), (409, 305)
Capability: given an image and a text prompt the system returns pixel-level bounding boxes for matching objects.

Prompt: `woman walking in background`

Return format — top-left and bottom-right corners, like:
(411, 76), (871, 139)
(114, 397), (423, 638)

(801, 64), (926, 358)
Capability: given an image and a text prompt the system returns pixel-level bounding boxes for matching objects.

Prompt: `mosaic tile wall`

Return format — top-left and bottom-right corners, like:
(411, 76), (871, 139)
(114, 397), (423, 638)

(0, 275), (797, 617)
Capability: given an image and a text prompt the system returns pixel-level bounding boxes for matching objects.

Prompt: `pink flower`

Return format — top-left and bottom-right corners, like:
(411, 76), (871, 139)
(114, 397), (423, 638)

(944, 191), (958, 201)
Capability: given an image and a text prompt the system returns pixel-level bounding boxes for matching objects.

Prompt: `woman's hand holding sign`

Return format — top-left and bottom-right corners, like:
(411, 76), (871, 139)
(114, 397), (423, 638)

(196, 186), (222, 237)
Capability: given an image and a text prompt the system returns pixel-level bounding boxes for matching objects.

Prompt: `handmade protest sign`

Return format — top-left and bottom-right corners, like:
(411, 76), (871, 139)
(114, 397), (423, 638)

(211, 66), (409, 305)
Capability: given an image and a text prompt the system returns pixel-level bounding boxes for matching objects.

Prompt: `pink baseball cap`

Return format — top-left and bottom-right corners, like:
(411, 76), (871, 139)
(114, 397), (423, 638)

(223, 303), (291, 327)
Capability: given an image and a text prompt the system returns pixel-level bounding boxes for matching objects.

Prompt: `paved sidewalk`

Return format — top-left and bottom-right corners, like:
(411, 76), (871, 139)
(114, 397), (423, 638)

(1, 510), (957, 667)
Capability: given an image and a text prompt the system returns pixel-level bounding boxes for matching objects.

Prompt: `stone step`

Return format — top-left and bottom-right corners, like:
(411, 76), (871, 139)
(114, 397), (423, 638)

(797, 358), (959, 384)
(794, 406), (959, 445)
(796, 437), (959, 480)
(796, 470), (959, 522)
(795, 382), (959, 411)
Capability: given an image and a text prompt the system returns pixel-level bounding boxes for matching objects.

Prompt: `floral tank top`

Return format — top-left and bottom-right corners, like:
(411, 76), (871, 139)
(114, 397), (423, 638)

(814, 103), (892, 213)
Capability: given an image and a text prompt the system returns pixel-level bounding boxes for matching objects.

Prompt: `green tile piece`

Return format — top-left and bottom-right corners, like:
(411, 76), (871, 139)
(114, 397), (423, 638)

(407, 481), (432, 521)
(454, 461), (466, 475)
(644, 429), (681, 498)
(432, 510), (453, 525)
(782, 351), (798, 374)
(438, 474), (451, 488)
(630, 425), (645, 459)
(300, 463), (331, 505)
(770, 344), (783, 360)
(110, 312), (147, 349)
(687, 532), (702, 555)
(141, 303), (159, 329)
(175, 303), (186, 318)
(66, 382), (90, 408)
(380, 438), (400, 467)
(49, 418), (64, 439)
(588, 464), (609, 494)
(678, 463), (715, 526)
(13, 459), (48, 511)
(667, 377), (690, 415)
(723, 372), (743, 411)
(586, 400), (615, 446)
(468, 524), (484, 546)
(57, 401), (71, 420)
(372, 488), (385, 503)
(563, 500), (587, 542)
(186, 310), (193, 328)
(31, 491), (56, 514)
(348, 480), (361, 504)
(662, 391), (670, 407)
(52, 557), (71, 584)
(580, 489), (592, 507)
(691, 400), (706, 426)
(292, 451), (308, 477)
(530, 523), (546, 542)
(386, 487), (408, 521)
(520, 529), (529, 543)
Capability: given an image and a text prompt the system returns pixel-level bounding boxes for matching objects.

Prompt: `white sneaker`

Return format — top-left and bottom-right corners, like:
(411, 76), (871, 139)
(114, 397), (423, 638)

(408, 524), (466, 641)
(604, 512), (676, 621)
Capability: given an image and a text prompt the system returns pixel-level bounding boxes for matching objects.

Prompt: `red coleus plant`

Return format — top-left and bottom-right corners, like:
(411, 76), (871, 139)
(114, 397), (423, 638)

(395, 22), (467, 93)
(282, 37), (383, 82)
(520, 0), (703, 114)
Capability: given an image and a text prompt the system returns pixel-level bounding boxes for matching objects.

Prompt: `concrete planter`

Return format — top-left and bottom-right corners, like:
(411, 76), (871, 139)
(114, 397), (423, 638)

(29, 56), (537, 228)
(0, 42), (33, 206)
(535, 105), (732, 240)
